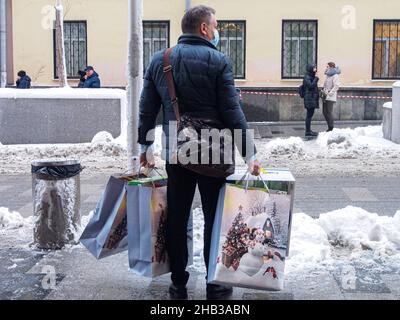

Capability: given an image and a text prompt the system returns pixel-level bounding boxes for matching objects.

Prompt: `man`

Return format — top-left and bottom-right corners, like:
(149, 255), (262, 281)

(138, 5), (260, 300)
(83, 66), (101, 88)
(77, 70), (86, 88)
(323, 62), (341, 132)
(16, 70), (31, 89)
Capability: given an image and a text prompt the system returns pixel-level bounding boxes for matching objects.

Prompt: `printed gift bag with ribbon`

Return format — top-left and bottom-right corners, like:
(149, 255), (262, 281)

(80, 173), (138, 259)
(127, 173), (193, 278)
(208, 169), (295, 291)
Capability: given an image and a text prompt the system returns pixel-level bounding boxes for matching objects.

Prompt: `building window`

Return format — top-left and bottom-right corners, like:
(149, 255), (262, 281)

(143, 21), (170, 73)
(282, 20), (318, 79)
(217, 21), (246, 79)
(54, 21), (87, 79)
(373, 20), (400, 79)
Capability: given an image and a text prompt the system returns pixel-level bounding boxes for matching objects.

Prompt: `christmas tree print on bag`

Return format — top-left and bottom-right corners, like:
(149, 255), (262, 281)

(208, 169), (295, 291)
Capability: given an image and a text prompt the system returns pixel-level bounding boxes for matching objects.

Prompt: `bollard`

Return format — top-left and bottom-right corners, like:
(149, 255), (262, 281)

(392, 81), (400, 144)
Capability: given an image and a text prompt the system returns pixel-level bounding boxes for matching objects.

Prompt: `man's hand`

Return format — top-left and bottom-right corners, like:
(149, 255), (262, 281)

(140, 151), (155, 169)
(248, 159), (261, 176)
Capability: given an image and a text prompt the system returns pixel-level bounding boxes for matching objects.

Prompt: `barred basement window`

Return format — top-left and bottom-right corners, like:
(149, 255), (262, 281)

(282, 20), (318, 79)
(217, 21), (246, 79)
(143, 21), (170, 73)
(373, 20), (400, 79)
(54, 21), (87, 79)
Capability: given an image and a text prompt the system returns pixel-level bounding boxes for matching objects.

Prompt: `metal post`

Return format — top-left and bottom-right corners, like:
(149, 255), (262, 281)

(185, 0), (191, 11)
(126, 0), (143, 172)
(0, 0), (7, 88)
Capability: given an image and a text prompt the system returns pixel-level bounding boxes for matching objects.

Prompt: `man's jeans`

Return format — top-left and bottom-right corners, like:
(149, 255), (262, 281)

(166, 164), (225, 286)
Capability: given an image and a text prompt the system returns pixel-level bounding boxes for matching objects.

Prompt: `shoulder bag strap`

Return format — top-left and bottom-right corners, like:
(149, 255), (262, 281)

(163, 47), (181, 123)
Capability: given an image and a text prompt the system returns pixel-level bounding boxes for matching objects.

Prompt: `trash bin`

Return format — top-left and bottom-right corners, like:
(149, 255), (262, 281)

(31, 160), (82, 250)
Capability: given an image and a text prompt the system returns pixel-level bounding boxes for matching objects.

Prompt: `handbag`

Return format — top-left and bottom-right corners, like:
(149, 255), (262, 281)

(163, 47), (235, 179)
(320, 89), (328, 102)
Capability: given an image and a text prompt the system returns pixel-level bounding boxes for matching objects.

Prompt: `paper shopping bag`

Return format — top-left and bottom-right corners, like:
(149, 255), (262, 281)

(208, 169), (295, 291)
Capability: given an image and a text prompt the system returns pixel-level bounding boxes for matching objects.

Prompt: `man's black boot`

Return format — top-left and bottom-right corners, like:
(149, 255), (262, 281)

(169, 283), (188, 300)
(206, 284), (233, 300)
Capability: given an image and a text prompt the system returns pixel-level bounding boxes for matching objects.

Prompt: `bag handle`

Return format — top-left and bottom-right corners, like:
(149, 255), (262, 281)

(163, 47), (181, 123)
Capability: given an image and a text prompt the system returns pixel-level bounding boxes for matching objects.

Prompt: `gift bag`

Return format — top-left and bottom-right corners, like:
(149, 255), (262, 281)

(127, 176), (193, 278)
(80, 174), (136, 259)
(208, 169), (295, 291)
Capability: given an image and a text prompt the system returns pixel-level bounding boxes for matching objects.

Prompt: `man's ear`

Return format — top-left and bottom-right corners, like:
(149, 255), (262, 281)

(200, 22), (208, 37)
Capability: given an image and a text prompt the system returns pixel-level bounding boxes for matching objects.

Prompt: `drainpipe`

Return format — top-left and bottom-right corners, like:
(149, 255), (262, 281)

(185, 0), (191, 11)
(6, 0), (13, 86)
(0, 0), (7, 88)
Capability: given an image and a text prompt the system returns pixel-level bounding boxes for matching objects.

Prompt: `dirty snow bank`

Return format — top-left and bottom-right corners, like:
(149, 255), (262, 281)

(189, 206), (400, 275)
(259, 126), (400, 160)
(286, 206), (400, 273)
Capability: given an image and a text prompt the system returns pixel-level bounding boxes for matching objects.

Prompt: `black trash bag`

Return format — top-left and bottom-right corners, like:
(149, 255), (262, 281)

(32, 163), (82, 180)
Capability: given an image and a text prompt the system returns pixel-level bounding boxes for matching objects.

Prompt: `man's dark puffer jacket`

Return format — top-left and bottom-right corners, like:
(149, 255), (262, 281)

(138, 34), (255, 161)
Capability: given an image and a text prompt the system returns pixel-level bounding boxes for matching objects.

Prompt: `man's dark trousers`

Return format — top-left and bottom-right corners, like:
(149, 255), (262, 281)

(166, 163), (225, 286)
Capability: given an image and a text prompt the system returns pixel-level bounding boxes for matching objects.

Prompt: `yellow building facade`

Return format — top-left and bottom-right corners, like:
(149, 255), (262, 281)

(9, 0), (400, 88)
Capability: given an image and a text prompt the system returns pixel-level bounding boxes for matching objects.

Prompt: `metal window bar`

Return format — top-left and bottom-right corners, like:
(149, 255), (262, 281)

(235, 23), (238, 76)
(396, 22), (400, 77)
(374, 21), (400, 79)
(283, 21), (316, 78)
(55, 21), (87, 79)
(143, 22), (169, 73)
(394, 22), (400, 77)
(290, 22), (293, 77)
(216, 21), (244, 78)
(381, 21), (384, 78)
(70, 23), (73, 77)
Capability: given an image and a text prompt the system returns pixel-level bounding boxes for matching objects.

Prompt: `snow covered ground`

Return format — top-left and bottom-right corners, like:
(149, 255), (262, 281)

(1, 125), (399, 177)
(1, 205), (399, 278)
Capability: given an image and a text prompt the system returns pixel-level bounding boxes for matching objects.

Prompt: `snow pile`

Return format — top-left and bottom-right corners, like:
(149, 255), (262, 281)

(0, 138), (127, 174)
(263, 137), (305, 158)
(91, 131), (114, 145)
(0, 208), (31, 230)
(287, 213), (331, 268)
(189, 206), (400, 275)
(313, 126), (400, 159)
(318, 206), (400, 255)
(89, 131), (126, 157)
(286, 206), (400, 273)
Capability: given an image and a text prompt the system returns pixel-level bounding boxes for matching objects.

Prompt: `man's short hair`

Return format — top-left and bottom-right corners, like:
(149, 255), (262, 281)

(17, 70), (26, 77)
(181, 5), (216, 34)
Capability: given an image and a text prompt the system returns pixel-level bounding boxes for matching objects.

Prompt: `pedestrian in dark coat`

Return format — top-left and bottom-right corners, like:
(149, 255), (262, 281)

(83, 66), (101, 88)
(302, 63), (319, 137)
(138, 5), (259, 300)
(16, 70), (31, 89)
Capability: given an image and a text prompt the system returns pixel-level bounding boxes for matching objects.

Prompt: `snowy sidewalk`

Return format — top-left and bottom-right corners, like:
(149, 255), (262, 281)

(1, 173), (400, 219)
(1, 123), (399, 300)
(0, 172), (400, 300)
